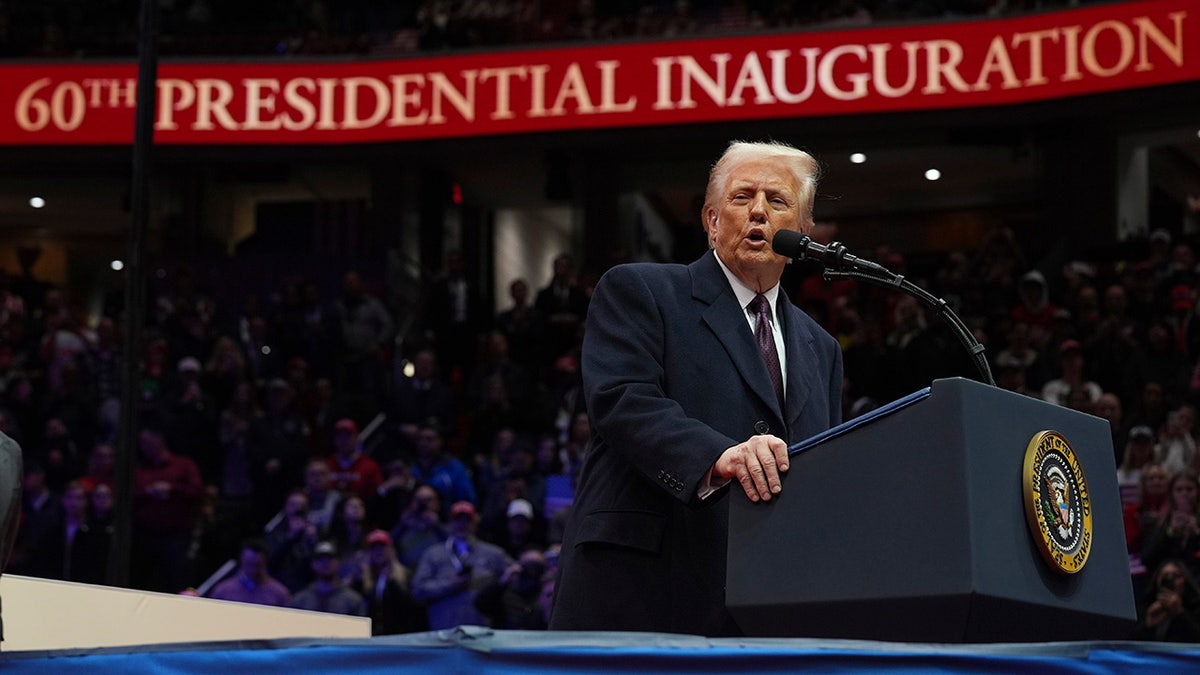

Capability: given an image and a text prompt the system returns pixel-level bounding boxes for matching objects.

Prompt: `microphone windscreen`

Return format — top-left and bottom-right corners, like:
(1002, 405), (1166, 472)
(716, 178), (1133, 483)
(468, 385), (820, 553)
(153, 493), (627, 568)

(771, 229), (806, 258)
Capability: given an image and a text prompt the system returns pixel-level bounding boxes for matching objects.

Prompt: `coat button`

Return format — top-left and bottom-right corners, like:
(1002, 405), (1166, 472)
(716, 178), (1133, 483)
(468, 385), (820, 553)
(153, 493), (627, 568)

(754, 420), (770, 435)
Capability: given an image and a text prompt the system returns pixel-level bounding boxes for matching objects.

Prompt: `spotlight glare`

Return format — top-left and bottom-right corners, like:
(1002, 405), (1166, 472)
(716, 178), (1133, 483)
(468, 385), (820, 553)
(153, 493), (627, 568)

(849, 153), (866, 164)
(29, 196), (46, 209)
(925, 168), (942, 181)
(110, 260), (124, 271)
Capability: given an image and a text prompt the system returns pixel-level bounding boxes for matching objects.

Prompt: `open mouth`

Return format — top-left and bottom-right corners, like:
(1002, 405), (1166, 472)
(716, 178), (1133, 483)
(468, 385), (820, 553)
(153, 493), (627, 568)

(746, 229), (767, 243)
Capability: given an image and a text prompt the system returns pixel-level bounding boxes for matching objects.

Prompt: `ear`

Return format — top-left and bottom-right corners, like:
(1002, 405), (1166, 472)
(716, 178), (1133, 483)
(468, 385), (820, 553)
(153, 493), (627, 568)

(702, 209), (718, 247)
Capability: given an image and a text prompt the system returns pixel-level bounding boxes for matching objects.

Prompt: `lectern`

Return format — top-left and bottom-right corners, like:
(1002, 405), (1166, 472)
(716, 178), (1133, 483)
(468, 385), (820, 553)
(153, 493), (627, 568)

(727, 378), (1135, 642)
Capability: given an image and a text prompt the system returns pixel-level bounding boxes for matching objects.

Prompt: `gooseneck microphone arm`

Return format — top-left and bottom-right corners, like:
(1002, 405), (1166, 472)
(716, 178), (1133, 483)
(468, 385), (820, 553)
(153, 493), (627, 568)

(772, 230), (995, 387)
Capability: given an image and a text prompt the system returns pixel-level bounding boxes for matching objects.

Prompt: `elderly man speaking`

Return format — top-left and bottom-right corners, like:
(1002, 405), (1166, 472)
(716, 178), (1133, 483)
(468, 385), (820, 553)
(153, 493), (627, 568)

(551, 140), (843, 637)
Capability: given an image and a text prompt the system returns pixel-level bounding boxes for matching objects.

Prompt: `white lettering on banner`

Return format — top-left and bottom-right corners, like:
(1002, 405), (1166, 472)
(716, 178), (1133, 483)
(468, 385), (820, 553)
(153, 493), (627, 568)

(869, 42), (921, 97)
(6, 8), (1191, 137)
(597, 60), (638, 113)
(282, 78), (317, 130)
(650, 11), (1187, 108)
(243, 78), (282, 130)
(479, 66), (526, 119)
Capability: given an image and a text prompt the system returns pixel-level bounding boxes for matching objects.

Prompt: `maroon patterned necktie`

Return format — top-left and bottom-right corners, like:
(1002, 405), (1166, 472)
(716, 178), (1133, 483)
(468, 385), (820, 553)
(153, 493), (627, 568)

(749, 294), (785, 410)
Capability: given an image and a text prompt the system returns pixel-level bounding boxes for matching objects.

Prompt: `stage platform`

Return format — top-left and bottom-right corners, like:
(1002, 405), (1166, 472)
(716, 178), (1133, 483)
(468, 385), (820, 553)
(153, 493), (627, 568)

(5, 627), (1200, 673)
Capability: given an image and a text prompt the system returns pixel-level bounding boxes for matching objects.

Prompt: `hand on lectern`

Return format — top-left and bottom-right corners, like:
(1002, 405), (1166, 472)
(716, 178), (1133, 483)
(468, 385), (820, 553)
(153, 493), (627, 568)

(714, 435), (789, 503)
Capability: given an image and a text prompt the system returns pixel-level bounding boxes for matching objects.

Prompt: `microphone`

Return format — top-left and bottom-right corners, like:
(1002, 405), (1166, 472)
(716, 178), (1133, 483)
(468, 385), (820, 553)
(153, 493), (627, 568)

(772, 229), (889, 275)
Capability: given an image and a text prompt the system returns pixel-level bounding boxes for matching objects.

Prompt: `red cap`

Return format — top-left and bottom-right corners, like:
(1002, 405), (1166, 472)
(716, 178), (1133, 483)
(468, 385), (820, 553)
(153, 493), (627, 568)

(449, 501), (477, 519)
(366, 529), (392, 547)
(334, 418), (358, 434)
(1058, 339), (1082, 355)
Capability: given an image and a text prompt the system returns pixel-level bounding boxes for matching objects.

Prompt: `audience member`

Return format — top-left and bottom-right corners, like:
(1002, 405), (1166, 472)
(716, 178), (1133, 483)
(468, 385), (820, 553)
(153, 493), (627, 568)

(1041, 339), (1102, 408)
(209, 539), (292, 607)
(1094, 392), (1127, 466)
(494, 278), (545, 377)
(77, 442), (115, 494)
(164, 356), (219, 481)
(474, 547), (550, 629)
(289, 540), (368, 616)
(39, 417), (81, 493)
(214, 380), (259, 549)
(391, 484), (447, 569)
(329, 495), (370, 570)
(1142, 471), (1200, 580)
(1159, 406), (1198, 476)
(265, 490), (319, 593)
(390, 348), (457, 456)
(131, 427), (205, 593)
(325, 418), (383, 501)
(247, 378), (311, 522)
(1133, 559), (1200, 642)
(534, 253), (589, 369)
(411, 500), (511, 630)
(427, 250), (484, 380)
(349, 529), (427, 635)
(494, 498), (544, 559)
(332, 271), (394, 413)
(22, 481), (105, 583)
(367, 455), (416, 533)
(300, 459), (342, 538)
(1118, 426), (1158, 505)
(410, 424), (476, 507)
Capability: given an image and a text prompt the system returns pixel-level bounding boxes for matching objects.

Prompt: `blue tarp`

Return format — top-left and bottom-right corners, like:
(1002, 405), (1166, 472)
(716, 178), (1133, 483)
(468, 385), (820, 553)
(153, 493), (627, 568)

(4, 628), (1200, 674)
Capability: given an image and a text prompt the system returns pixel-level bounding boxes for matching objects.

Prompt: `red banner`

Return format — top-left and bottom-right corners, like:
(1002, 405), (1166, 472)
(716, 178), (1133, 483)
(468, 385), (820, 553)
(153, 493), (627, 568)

(1, 0), (1196, 146)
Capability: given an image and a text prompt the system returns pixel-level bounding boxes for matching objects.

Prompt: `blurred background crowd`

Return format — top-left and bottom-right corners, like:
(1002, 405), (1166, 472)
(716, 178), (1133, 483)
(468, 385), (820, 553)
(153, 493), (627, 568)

(1, 0), (1098, 59)
(5, 220), (1200, 638)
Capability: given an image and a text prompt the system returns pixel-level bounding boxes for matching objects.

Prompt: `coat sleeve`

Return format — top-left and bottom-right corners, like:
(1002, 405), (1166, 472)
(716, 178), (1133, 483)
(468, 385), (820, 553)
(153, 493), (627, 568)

(583, 266), (738, 501)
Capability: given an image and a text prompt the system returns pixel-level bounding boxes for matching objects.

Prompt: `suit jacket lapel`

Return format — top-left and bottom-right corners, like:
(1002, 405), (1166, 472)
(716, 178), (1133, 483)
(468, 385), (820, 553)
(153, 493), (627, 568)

(778, 288), (814, 436)
(691, 253), (783, 421)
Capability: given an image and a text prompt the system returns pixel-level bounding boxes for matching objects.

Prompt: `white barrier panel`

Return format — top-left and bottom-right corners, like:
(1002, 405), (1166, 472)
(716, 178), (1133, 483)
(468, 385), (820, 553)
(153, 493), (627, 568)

(0, 574), (370, 651)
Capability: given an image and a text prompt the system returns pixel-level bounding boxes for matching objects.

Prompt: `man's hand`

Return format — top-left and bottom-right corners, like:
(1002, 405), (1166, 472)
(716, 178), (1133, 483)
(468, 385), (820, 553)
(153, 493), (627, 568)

(714, 435), (789, 502)
(1145, 600), (1168, 628)
(1158, 589), (1184, 617)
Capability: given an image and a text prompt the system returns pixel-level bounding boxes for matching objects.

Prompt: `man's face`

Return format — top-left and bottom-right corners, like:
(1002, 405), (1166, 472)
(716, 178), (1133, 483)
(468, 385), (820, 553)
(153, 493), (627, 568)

(334, 430), (356, 456)
(138, 430), (166, 463)
(449, 514), (475, 538)
(285, 492), (309, 516)
(241, 549), (266, 578)
(416, 428), (441, 458)
(312, 554), (337, 579)
(306, 463), (331, 491)
(63, 486), (87, 518)
(706, 158), (806, 291)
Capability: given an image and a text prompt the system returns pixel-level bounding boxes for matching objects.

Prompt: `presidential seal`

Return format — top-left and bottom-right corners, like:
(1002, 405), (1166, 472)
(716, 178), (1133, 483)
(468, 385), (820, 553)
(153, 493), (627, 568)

(1022, 430), (1092, 574)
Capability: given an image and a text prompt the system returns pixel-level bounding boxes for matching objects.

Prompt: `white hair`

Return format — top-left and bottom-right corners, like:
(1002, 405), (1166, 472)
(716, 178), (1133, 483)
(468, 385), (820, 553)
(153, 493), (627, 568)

(702, 140), (820, 227)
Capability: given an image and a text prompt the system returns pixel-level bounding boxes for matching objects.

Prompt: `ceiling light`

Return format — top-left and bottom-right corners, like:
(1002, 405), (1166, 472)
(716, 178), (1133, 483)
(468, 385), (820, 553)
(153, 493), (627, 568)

(29, 197), (45, 208)
(110, 260), (124, 271)
(849, 152), (866, 164)
(925, 168), (942, 181)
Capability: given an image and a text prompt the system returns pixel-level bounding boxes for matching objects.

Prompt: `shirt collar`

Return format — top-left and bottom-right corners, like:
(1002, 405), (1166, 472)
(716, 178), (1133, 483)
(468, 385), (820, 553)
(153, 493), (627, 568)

(712, 251), (781, 320)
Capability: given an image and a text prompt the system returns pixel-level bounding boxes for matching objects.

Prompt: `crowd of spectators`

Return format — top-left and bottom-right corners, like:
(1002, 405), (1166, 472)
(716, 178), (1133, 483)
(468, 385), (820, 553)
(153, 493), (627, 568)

(0, 0), (1101, 60)
(4, 219), (1200, 637)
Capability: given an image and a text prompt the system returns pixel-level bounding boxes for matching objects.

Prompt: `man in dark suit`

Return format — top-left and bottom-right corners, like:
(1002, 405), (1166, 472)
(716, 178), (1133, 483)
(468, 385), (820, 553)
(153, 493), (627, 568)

(550, 141), (843, 637)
